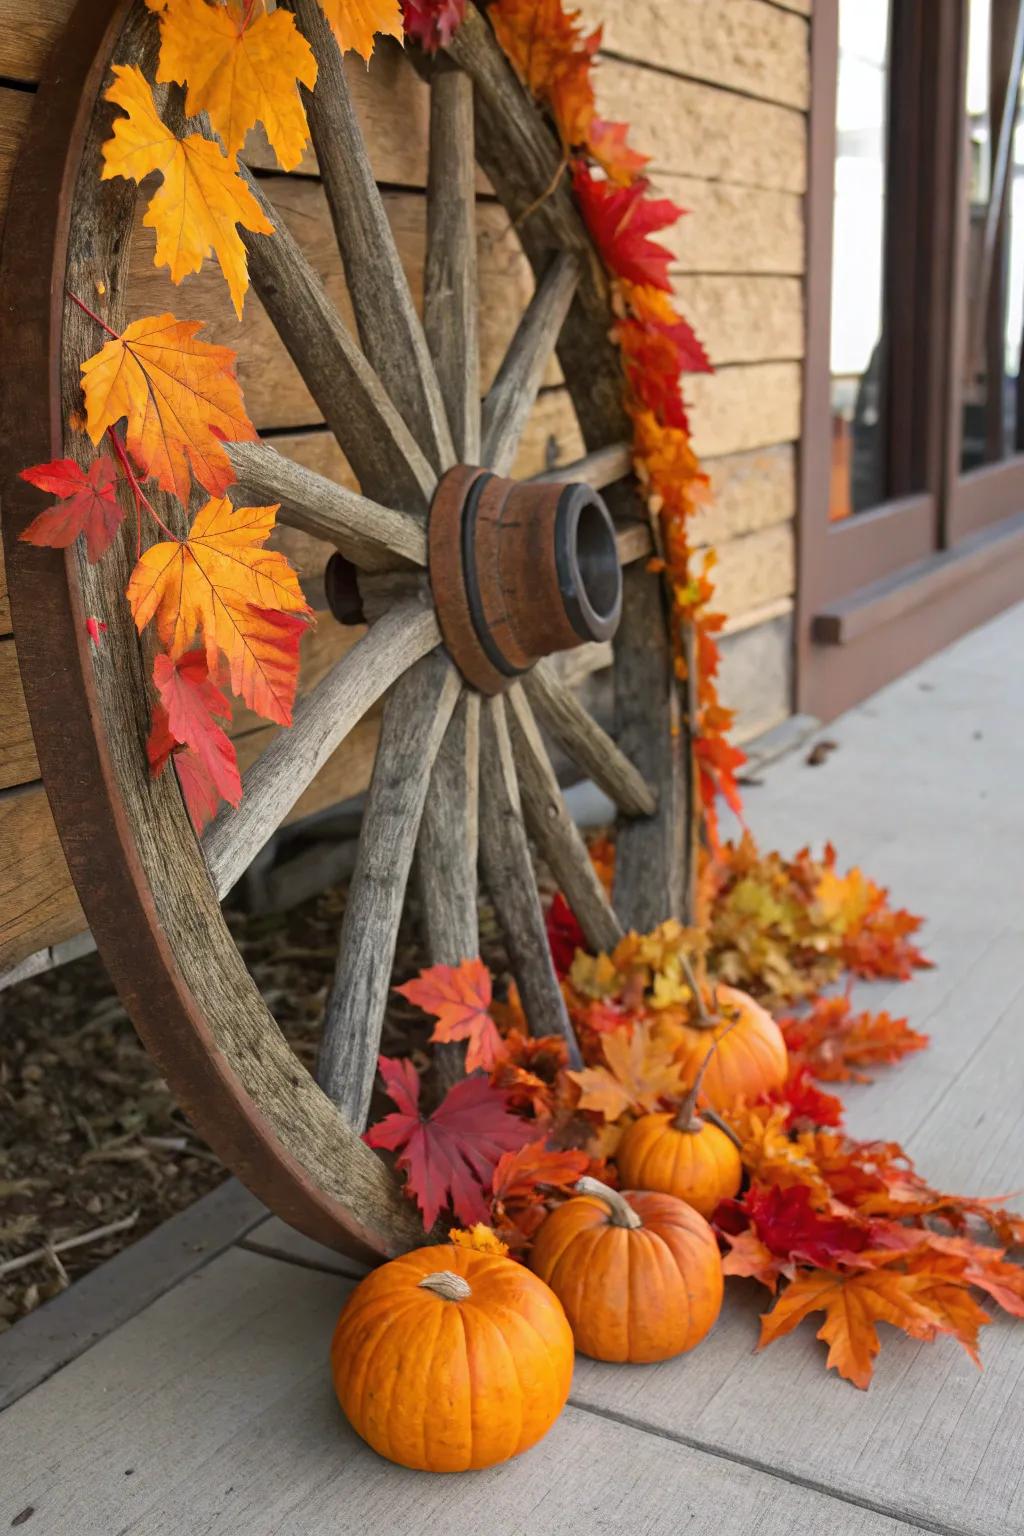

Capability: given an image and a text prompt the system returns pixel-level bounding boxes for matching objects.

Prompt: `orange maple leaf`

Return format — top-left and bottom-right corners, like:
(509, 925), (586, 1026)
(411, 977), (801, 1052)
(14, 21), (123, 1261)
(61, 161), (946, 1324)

(569, 1021), (685, 1121)
(101, 64), (274, 317)
(587, 117), (649, 184)
(318, 0), (404, 63)
(126, 497), (309, 725)
(81, 314), (257, 508)
(395, 958), (504, 1074)
(758, 1266), (950, 1388)
(156, 0), (317, 170)
(491, 0), (599, 146)
(448, 1223), (509, 1256)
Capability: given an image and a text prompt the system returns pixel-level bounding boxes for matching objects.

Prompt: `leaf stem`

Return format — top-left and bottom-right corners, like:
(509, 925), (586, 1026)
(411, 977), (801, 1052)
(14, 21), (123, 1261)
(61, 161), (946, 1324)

(66, 288), (119, 340)
(106, 428), (178, 543)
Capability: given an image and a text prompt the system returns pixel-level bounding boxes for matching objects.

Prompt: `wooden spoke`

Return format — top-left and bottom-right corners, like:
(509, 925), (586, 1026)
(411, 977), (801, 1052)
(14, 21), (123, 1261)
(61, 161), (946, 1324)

(478, 696), (581, 1066)
(506, 686), (623, 957)
(239, 168), (436, 512)
(612, 564), (688, 929)
(289, 0), (455, 475)
(417, 689), (480, 1091)
(528, 442), (632, 491)
(204, 601), (440, 899)
(481, 252), (581, 475)
(523, 659), (657, 819)
(616, 522), (655, 565)
(417, 690), (480, 966)
(319, 652), (462, 1127)
(226, 439), (427, 572)
(425, 64), (481, 463)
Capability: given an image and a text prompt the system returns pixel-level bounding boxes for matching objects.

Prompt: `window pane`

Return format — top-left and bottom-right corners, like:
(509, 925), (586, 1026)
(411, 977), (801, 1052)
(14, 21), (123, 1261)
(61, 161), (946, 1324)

(829, 0), (891, 520)
(960, 0), (1024, 470)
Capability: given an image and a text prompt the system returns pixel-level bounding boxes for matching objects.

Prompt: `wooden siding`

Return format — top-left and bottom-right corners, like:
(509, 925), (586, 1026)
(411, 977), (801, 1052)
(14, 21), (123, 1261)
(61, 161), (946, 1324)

(0, 0), (809, 970)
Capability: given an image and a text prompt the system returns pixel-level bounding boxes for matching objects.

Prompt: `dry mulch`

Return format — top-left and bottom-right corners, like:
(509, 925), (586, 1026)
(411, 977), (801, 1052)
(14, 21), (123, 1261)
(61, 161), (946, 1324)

(0, 877), (514, 1331)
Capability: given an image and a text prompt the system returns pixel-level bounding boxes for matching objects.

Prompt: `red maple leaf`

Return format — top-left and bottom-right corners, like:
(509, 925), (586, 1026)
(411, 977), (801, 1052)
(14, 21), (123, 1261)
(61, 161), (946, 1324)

(152, 649), (241, 810)
(401, 0), (466, 50)
(587, 116), (649, 184)
(572, 164), (680, 290)
(146, 698), (226, 834)
(490, 1137), (590, 1246)
(546, 891), (586, 976)
(364, 1056), (533, 1229)
(744, 1182), (876, 1269)
(765, 1063), (845, 1130)
(85, 616), (108, 647)
(19, 456), (124, 564)
(395, 958), (505, 1073)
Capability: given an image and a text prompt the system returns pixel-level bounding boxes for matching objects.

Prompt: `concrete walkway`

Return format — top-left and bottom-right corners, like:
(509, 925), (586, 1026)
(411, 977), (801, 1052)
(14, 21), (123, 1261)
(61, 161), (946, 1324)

(2, 604), (1023, 1536)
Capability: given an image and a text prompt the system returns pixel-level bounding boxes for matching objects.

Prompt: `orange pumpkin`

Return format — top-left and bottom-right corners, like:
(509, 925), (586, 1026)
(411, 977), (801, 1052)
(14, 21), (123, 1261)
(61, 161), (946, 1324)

(331, 1243), (574, 1472)
(617, 1019), (743, 1215)
(530, 1177), (723, 1363)
(616, 1109), (741, 1217)
(671, 983), (787, 1110)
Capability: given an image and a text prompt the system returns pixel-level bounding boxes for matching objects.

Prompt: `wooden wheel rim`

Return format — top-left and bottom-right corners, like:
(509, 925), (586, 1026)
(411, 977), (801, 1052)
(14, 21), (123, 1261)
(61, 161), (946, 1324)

(0, 0), (685, 1261)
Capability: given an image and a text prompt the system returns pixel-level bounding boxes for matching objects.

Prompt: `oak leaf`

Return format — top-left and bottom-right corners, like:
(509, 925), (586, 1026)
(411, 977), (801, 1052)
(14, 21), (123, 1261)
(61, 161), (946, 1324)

(152, 648), (241, 809)
(318, 0), (404, 62)
(364, 1056), (533, 1229)
(101, 64), (274, 317)
(395, 958), (505, 1074)
(81, 314), (257, 508)
(156, 0), (317, 170)
(126, 497), (309, 725)
(758, 1266), (947, 1388)
(569, 1021), (686, 1121)
(18, 456), (124, 564)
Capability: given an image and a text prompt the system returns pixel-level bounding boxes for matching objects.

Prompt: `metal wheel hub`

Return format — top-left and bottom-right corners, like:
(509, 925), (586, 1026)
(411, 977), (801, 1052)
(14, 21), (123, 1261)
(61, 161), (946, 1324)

(426, 464), (623, 694)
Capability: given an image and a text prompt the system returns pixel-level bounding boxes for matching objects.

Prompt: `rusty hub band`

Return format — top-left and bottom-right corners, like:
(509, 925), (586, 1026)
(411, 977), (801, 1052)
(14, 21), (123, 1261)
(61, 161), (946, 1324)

(427, 464), (623, 694)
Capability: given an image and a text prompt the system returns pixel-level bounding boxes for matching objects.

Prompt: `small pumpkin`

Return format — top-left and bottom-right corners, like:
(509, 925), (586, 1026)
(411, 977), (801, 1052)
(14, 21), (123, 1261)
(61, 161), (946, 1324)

(616, 1036), (742, 1216)
(530, 1176), (723, 1363)
(331, 1243), (573, 1473)
(671, 983), (787, 1110)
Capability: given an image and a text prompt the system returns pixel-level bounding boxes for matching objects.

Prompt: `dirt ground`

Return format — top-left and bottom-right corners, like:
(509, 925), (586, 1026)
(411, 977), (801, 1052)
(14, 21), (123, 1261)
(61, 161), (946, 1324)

(0, 878), (514, 1331)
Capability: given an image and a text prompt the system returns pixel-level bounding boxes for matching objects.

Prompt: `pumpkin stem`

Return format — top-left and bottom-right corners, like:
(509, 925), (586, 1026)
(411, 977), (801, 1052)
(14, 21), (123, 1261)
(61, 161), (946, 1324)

(679, 951), (718, 1031)
(671, 1015), (739, 1132)
(576, 1176), (642, 1229)
(700, 1105), (743, 1150)
(418, 1269), (472, 1302)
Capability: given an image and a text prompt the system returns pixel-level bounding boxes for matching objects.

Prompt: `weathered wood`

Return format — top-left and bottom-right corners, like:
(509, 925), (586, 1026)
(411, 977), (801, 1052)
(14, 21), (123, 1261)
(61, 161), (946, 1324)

(225, 439), (427, 573)
(417, 689), (480, 967)
(239, 168), (437, 513)
(319, 651), (461, 1127)
(416, 689), (480, 1091)
(612, 561), (688, 929)
(477, 695), (581, 1065)
(205, 600), (439, 899)
(506, 685), (623, 956)
(616, 522), (655, 565)
(481, 252), (581, 475)
(0, 636), (34, 787)
(529, 442), (632, 490)
(425, 64), (481, 462)
(523, 659), (656, 817)
(289, 0), (454, 474)
(0, 784), (84, 971)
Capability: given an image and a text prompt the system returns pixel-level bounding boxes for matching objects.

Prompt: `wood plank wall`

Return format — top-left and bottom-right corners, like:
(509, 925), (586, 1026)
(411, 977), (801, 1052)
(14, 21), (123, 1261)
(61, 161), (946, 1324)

(0, 0), (809, 973)
(584, 0), (809, 743)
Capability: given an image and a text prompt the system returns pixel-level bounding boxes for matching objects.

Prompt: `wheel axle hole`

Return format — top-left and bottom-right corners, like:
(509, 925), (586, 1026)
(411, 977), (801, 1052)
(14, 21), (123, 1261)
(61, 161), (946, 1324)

(573, 498), (620, 622)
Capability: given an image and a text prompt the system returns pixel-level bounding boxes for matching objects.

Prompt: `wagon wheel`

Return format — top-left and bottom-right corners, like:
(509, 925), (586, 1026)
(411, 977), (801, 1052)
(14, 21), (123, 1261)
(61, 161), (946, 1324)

(1, 0), (689, 1262)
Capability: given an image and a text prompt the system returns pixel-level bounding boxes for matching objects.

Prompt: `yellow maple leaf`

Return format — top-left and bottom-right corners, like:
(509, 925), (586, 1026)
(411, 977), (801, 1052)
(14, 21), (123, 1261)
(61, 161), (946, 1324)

(156, 0), (317, 170)
(101, 64), (274, 318)
(317, 0), (404, 63)
(126, 497), (310, 724)
(569, 1022), (685, 1121)
(81, 313), (257, 508)
(448, 1224), (509, 1257)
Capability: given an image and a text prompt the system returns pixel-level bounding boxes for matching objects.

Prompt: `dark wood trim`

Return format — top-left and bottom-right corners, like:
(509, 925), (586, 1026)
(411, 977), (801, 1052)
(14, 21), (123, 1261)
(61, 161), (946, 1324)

(802, 510), (1024, 713)
(798, 0), (977, 720)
